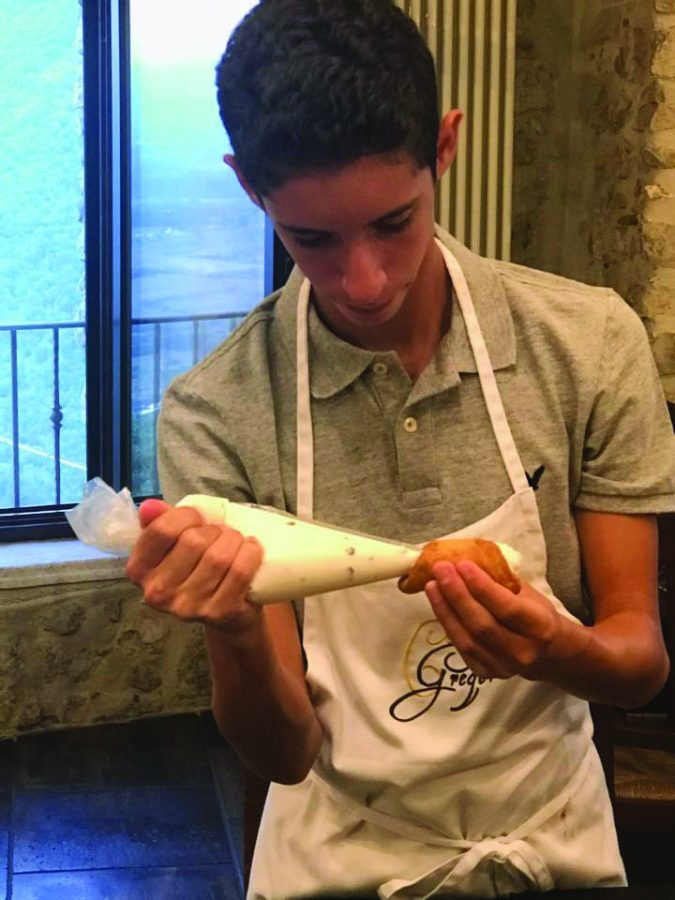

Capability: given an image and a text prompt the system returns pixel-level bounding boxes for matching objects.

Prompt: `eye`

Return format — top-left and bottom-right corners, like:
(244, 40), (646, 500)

(294, 234), (329, 249)
(376, 216), (412, 236)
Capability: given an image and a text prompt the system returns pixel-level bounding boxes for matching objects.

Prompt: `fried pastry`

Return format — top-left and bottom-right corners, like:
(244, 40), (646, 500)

(398, 538), (521, 594)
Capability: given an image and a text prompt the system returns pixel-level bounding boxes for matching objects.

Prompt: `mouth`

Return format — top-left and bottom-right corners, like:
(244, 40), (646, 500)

(343, 298), (394, 317)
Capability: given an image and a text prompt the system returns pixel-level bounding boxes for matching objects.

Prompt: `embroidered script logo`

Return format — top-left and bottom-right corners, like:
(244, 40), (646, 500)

(389, 620), (493, 722)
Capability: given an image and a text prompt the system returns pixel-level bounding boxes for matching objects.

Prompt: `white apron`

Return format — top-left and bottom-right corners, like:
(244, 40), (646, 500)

(248, 240), (626, 899)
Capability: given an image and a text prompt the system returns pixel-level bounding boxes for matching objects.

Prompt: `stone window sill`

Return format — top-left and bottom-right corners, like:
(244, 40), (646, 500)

(0, 539), (127, 590)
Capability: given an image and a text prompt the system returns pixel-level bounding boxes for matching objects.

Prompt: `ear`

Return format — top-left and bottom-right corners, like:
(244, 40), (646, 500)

(436, 110), (463, 180)
(223, 153), (264, 209)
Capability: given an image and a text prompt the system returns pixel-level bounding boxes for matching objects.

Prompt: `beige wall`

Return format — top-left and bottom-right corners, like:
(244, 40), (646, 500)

(512, 0), (675, 401)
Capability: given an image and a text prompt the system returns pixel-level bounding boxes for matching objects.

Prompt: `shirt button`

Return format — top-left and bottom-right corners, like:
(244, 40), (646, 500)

(403, 417), (418, 433)
(373, 361), (388, 375)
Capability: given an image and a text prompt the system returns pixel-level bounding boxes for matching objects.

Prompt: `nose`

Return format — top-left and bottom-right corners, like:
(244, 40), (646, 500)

(341, 242), (387, 304)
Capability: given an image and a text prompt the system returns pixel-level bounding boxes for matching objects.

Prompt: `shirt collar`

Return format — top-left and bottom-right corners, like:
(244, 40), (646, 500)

(276, 226), (516, 399)
(276, 269), (376, 398)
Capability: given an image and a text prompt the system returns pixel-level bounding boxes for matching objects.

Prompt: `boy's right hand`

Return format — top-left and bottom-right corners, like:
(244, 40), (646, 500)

(125, 500), (264, 636)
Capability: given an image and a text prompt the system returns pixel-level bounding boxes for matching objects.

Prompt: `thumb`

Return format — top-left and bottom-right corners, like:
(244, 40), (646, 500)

(139, 498), (171, 528)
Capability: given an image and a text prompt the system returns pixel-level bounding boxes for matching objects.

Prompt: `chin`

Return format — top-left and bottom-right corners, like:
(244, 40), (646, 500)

(343, 295), (405, 326)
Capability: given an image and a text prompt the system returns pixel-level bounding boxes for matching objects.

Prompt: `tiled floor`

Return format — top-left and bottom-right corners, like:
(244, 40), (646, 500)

(0, 713), (244, 900)
(0, 713), (672, 899)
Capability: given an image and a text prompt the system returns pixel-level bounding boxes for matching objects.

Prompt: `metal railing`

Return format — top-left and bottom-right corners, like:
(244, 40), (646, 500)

(132, 310), (247, 416)
(0, 310), (247, 509)
(0, 320), (83, 509)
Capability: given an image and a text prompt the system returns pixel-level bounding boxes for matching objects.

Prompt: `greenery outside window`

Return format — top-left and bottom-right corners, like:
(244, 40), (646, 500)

(0, 0), (290, 542)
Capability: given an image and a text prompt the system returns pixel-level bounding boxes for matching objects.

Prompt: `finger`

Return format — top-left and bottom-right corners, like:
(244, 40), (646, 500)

(205, 536), (265, 618)
(139, 498), (171, 528)
(142, 524), (227, 606)
(454, 561), (546, 636)
(179, 526), (246, 598)
(457, 655), (492, 680)
(432, 561), (503, 641)
(434, 561), (537, 666)
(164, 537), (265, 631)
(425, 578), (511, 679)
(127, 506), (206, 580)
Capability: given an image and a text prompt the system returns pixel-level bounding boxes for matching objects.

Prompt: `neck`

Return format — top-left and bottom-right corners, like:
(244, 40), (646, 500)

(370, 241), (452, 379)
(309, 239), (452, 380)
(397, 302), (451, 379)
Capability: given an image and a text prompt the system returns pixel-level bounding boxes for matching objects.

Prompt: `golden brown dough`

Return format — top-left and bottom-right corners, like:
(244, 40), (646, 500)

(398, 538), (521, 594)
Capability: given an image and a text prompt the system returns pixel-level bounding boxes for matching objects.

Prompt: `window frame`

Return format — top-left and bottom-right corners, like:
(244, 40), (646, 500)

(0, 0), (291, 543)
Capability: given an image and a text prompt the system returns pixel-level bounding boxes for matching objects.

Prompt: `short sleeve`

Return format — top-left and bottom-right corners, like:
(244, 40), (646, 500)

(575, 291), (675, 513)
(157, 376), (255, 507)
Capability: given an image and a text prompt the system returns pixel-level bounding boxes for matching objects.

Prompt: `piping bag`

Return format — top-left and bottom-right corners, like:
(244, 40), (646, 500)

(65, 477), (421, 604)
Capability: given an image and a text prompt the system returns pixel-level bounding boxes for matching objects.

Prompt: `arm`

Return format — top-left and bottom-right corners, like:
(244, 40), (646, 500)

(126, 501), (323, 783)
(205, 602), (323, 784)
(566, 510), (669, 706)
(425, 511), (669, 708)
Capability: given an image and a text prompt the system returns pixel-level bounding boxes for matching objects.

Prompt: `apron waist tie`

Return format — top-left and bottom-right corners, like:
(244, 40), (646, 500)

(381, 836), (553, 899)
(309, 744), (593, 899)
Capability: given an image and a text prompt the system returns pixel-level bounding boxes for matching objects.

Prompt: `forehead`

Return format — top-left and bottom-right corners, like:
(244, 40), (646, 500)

(263, 155), (432, 229)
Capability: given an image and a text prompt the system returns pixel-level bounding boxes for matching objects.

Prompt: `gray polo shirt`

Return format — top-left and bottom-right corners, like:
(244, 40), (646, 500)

(158, 228), (675, 622)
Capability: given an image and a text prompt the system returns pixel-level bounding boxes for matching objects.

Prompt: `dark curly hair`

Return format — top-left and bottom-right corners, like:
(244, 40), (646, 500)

(215, 0), (440, 196)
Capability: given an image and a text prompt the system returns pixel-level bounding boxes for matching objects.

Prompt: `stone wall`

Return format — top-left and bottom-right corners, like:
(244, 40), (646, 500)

(512, 0), (675, 401)
(645, 0), (675, 397)
(0, 556), (211, 739)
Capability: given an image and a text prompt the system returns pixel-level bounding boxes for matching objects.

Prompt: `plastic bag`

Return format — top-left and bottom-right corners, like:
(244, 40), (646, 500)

(65, 477), (141, 555)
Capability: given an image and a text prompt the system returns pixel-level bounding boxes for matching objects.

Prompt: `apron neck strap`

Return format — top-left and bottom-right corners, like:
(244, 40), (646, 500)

(435, 240), (529, 494)
(296, 279), (314, 519)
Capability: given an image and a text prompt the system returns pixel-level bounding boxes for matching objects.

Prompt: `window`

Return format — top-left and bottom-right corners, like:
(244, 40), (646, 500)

(0, 1), (86, 518)
(0, 0), (291, 540)
(129, 0), (268, 496)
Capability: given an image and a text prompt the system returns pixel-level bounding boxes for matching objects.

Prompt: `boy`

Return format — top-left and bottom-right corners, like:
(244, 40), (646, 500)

(126, 1), (675, 896)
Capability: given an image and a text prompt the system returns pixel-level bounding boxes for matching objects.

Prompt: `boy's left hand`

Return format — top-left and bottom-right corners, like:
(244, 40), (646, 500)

(425, 561), (562, 680)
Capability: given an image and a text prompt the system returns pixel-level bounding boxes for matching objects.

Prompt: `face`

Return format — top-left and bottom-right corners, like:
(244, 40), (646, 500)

(260, 155), (439, 341)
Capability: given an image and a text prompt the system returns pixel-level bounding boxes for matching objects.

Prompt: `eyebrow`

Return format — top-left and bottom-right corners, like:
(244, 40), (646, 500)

(278, 198), (419, 236)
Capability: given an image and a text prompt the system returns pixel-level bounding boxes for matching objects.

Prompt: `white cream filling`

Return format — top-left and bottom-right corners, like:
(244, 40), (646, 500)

(495, 541), (522, 574)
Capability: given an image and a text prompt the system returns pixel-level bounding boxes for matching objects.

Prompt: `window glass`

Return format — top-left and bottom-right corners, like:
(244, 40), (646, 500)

(130, 0), (265, 496)
(0, 1), (86, 510)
